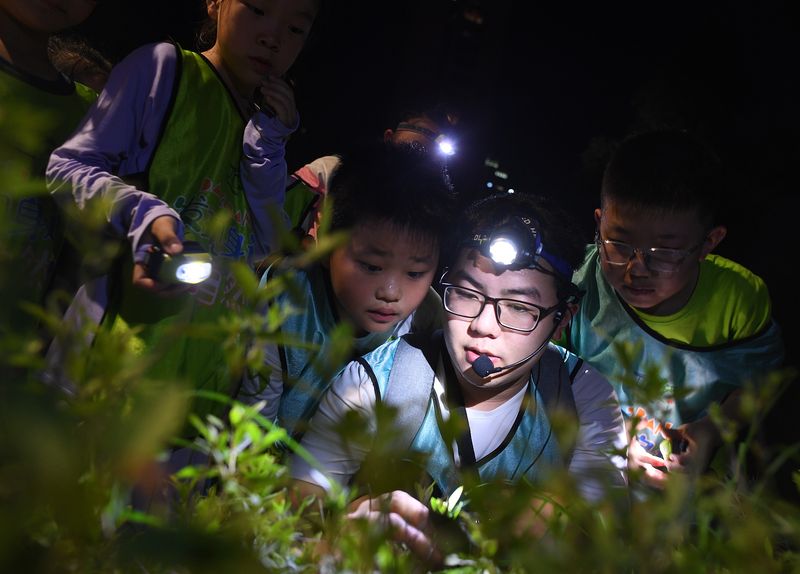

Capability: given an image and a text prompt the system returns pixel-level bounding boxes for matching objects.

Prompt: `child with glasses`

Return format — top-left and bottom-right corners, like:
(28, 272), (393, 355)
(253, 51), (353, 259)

(565, 130), (785, 489)
(288, 192), (627, 566)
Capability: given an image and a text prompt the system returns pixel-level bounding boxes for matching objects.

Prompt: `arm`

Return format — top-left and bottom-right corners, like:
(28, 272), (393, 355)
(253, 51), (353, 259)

(287, 362), (442, 565)
(46, 42), (186, 290)
(287, 360), (379, 491)
(241, 78), (300, 260)
(568, 363), (629, 501)
(47, 42), (182, 253)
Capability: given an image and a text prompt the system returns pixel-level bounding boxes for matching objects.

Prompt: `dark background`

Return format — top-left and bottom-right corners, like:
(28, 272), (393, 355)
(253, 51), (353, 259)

(75, 0), (797, 484)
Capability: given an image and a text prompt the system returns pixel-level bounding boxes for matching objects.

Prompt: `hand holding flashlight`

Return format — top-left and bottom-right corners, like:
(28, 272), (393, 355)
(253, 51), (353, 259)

(134, 216), (211, 296)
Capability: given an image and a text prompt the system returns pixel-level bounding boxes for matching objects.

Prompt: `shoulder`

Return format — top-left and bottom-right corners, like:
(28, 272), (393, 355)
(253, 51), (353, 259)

(328, 359), (380, 413)
(118, 42), (179, 71)
(568, 357), (620, 417)
(699, 254), (772, 333)
(103, 42), (179, 95)
(702, 255), (770, 299)
(572, 244), (600, 287)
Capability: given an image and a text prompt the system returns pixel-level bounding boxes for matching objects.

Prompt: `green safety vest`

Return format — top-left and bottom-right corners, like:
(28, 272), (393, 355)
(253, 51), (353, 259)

(103, 46), (256, 432)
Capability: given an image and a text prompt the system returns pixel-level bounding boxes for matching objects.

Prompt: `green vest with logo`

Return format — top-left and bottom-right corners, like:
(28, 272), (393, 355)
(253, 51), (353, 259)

(105, 47), (256, 432)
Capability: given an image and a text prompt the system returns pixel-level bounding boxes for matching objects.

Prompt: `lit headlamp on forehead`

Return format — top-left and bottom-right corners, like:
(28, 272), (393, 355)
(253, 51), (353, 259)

(468, 216), (573, 280)
(395, 122), (456, 157)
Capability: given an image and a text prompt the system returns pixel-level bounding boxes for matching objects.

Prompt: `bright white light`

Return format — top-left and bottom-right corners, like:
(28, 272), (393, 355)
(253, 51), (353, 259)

(508, 188), (515, 194)
(175, 261), (212, 284)
(486, 181), (493, 188)
(488, 238), (517, 266)
(437, 138), (456, 156)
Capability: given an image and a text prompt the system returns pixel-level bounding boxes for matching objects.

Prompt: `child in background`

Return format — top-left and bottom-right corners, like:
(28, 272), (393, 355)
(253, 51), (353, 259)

(237, 142), (457, 441)
(0, 0), (98, 351)
(45, 0), (320, 425)
(283, 105), (456, 245)
(566, 130), (784, 488)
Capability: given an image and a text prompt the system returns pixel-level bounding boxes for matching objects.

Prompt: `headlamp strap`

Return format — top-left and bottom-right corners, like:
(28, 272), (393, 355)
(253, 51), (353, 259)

(396, 121), (440, 141)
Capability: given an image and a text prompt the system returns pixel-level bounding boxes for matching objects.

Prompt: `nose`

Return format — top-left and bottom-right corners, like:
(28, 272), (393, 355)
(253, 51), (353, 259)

(469, 301), (500, 337)
(258, 20), (282, 53)
(376, 276), (401, 303)
(625, 249), (650, 276)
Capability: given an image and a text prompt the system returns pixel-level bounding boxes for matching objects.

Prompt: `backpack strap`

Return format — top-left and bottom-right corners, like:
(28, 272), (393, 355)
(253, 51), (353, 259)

(379, 330), (442, 451)
(535, 344), (579, 465)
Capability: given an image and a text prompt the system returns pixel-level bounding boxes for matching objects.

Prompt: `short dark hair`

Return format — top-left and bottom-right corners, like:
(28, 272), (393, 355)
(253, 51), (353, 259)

(327, 142), (457, 247)
(446, 192), (585, 299)
(601, 130), (723, 228)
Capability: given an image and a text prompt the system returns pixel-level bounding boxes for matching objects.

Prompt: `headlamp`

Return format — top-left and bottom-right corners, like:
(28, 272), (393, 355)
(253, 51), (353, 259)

(145, 241), (213, 285)
(395, 122), (456, 158)
(436, 135), (456, 157)
(468, 216), (573, 280)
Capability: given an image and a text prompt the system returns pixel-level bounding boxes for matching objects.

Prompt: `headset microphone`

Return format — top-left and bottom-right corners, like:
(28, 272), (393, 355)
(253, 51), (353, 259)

(470, 310), (566, 378)
(472, 350), (541, 377)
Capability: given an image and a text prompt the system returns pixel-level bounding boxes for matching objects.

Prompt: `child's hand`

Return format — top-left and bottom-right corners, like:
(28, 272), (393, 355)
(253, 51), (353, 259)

(255, 76), (298, 129)
(347, 490), (443, 567)
(628, 434), (670, 488)
(133, 215), (188, 295)
(662, 421), (719, 476)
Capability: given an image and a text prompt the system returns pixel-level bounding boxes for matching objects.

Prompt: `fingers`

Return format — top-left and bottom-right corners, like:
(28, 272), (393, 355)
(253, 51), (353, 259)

(346, 491), (442, 566)
(150, 216), (183, 255)
(132, 215), (189, 295)
(628, 437), (667, 469)
(132, 261), (192, 296)
(257, 76), (297, 128)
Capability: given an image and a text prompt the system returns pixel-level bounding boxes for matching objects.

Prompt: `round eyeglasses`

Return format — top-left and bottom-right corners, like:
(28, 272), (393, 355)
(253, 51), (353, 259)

(596, 233), (703, 273)
(441, 283), (560, 332)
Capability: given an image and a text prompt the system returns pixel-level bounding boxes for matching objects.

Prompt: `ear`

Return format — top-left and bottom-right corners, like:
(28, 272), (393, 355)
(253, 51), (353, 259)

(594, 208), (602, 227)
(383, 128), (395, 143)
(552, 302), (578, 342)
(700, 225), (727, 259)
(206, 0), (221, 19)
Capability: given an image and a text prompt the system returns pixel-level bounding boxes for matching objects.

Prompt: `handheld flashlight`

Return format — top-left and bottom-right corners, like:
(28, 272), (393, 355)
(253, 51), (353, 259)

(144, 241), (213, 285)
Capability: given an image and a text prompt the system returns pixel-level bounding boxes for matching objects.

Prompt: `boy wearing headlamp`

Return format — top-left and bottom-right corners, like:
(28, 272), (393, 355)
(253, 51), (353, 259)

(288, 192), (627, 566)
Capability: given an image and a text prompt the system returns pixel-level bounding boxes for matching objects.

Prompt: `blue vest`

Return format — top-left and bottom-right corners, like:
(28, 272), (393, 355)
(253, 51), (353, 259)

(357, 334), (580, 497)
(268, 263), (413, 439)
(569, 249), (785, 452)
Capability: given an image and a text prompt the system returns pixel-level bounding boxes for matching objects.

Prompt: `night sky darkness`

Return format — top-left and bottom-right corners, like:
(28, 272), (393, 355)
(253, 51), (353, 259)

(76, 0), (798, 462)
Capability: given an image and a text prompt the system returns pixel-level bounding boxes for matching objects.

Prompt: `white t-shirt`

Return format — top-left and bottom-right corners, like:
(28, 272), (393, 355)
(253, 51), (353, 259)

(290, 356), (628, 502)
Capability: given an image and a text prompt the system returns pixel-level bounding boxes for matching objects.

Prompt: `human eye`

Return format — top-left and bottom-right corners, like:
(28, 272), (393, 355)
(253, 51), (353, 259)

(649, 247), (685, 264)
(504, 300), (538, 317)
(241, 1), (265, 16)
(451, 286), (480, 301)
(289, 23), (308, 35)
(358, 260), (382, 273)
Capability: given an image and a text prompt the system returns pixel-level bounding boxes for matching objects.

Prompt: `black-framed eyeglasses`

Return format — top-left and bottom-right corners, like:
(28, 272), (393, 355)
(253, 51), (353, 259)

(595, 232), (703, 273)
(441, 283), (560, 333)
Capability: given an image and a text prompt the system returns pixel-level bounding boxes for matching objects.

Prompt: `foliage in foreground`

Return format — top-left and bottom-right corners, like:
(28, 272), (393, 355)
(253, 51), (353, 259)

(2, 100), (800, 573)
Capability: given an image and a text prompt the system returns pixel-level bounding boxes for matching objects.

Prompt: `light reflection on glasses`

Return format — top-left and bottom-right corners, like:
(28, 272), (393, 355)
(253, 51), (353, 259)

(441, 283), (559, 332)
(595, 232), (703, 273)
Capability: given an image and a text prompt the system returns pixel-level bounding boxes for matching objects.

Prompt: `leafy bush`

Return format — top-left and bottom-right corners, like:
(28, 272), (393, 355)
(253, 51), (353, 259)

(2, 102), (799, 573)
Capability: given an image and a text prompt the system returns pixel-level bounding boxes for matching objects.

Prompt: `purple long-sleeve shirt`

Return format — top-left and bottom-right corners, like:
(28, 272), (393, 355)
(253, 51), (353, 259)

(47, 41), (294, 262)
(43, 43), (294, 379)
